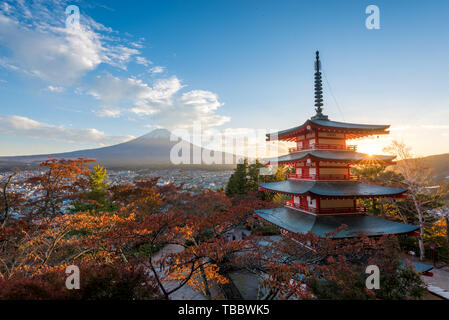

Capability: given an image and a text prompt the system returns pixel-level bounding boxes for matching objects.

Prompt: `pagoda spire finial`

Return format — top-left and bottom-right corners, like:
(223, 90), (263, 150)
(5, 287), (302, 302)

(311, 50), (329, 121)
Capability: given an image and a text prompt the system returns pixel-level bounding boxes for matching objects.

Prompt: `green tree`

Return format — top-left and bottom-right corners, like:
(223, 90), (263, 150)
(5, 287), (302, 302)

(246, 159), (263, 191)
(225, 158), (293, 197)
(259, 165), (292, 183)
(70, 164), (114, 213)
(225, 158), (249, 196)
(90, 164), (108, 196)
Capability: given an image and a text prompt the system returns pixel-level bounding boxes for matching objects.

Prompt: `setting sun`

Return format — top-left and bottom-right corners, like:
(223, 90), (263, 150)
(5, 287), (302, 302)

(350, 136), (391, 156)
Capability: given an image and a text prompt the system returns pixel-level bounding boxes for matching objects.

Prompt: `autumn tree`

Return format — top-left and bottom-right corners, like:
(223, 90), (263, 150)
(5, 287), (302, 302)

(25, 157), (94, 219)
(92, 177), (269, 300)
(138, 189), (272, 299)
(0, 159), (165, 298)
(0, 169), (23, 228)
(384, 141), (446, 260)
(0, 262), (163, 300)
(251, 229), (425, 300)
(110, 178), (162, 216)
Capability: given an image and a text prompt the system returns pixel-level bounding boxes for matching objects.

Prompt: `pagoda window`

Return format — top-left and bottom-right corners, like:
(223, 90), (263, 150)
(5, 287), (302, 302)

(309, 168), (316, 177)
(309, 138), (316, 146)
(307, 196), (316, 208)
(295, 167), (302, 175)
(294, 196), (300, 204)
(297, 141), (303, 149)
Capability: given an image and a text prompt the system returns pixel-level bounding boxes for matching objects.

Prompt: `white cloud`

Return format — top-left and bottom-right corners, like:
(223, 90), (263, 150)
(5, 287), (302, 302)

(181, 90), (223, 113)
(95, 108), (122, 118)
(0, 115), (134, 145)
(0, 1), (140, 84)
(88, 74), (229, 129)
(47, 85), (64, 93)
(136, 56), (152, 66)
(149, 66), (165, 74)
(130, 41), (144, 49)
(2, 2), (11, 12)
(0, 57), (20, 72)
(0, 1), (232, 135)
(89, 74), (183, 117)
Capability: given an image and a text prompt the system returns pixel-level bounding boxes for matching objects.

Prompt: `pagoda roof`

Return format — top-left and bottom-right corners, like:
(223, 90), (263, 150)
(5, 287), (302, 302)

(266, 150), (395, 164)
(267, 119), (390, 141)
(259, 180), (407, 197)
(254, 207), (418, 238)
(411, 261), (433, 274)
(311, 119), (389, 131)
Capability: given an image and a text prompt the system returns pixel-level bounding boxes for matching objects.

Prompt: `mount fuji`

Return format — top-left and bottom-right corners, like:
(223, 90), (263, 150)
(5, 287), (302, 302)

(0, 129), (237, 169)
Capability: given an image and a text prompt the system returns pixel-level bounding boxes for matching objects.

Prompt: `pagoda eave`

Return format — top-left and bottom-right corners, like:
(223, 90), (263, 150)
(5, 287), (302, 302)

(258, 186), (406, 199)
(266, 119), (390, 142)
(271, 130), (390, 142)
(254, 207), (418, 238)
(258, 180), (407, 198)
(265, 151), (396, 165)
(271, 159), (396, 166)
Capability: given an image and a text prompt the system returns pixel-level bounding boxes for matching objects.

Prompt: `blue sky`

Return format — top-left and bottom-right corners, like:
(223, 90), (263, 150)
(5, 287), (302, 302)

(0, 0), (448, 156)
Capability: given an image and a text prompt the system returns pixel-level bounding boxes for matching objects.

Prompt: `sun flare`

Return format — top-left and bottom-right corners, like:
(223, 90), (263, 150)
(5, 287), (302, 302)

(351, 137), (390, 156)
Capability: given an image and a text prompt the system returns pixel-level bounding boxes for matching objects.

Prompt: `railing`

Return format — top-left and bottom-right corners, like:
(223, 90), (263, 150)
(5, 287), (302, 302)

(285, 201), (366, 214)
(318, 206), (367, 214)
(289, 144), (357, 153)
(287, 173), (360, 181)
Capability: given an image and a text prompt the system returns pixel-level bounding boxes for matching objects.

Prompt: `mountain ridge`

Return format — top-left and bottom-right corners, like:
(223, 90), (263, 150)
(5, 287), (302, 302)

(0, 129), (237, 170)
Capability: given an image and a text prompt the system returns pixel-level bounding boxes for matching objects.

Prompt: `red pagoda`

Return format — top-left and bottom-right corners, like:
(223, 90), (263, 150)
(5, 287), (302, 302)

(255, 51), (419, 239)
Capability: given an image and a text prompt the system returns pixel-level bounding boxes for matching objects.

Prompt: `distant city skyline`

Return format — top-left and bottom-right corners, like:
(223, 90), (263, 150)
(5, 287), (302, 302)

(0, 0), (448, 157)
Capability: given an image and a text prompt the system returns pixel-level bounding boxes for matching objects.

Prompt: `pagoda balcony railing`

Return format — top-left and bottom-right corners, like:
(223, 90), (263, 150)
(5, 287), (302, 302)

(288, 144), (357, 153)
(287, 173), (360, 181)
(285, 201), (367, 214)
